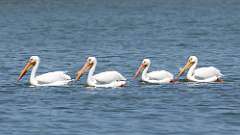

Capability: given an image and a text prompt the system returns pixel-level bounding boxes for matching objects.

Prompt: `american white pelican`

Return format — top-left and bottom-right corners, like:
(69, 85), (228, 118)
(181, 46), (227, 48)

(175, 56), (223, 82)
(76, 57), (126, 88)
(134, 59), (174, 84)
(18, 56), (71, 86)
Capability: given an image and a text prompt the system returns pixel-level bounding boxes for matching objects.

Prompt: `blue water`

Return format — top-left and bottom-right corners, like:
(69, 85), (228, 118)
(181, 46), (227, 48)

(0, 0), (240, 134)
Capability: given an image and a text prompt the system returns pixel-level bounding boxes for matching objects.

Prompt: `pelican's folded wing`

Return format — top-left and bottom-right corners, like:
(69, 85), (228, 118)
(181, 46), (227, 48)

(93, 71), (126, 83)
(194, 67), (222, 79)
(35, 71), (71, 83)
(147, 70), (173, 80)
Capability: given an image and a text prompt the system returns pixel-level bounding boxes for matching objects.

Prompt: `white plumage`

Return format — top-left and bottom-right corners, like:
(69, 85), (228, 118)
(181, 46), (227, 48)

(35, 71), (71, 84)
(18, 56), (71, 86)
(147, 70), (174, 80)
(93, 71), (126, 84)
(177, 56), (223, 82)
(76, 57), (127, 88)
(194, 67), (222, 79)
(134, 59), (174, 84)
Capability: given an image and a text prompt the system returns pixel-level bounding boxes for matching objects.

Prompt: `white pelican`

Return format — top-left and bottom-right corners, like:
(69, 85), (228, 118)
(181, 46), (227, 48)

(76, 57), (127, 88)
(134, 59), (174, 84)
(175, 56), (223, 82)
(18, 56), (71, 86)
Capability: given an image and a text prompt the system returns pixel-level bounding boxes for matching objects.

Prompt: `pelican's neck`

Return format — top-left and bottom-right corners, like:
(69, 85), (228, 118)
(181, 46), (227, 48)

(87, 62), (97, 82)
(187, 61), (197, 79)
(142, 64), (150, 80)
(30, 60), (39, 81)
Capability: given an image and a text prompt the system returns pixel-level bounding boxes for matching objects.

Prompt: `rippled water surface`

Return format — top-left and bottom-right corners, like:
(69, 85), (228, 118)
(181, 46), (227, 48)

(0, 0), (240, 134)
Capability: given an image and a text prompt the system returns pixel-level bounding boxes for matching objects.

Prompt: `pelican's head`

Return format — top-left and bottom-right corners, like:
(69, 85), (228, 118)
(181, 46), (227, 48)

(134, 58), (151, 79)
(76, 57), (96, 80)
(18, 56), (40, 80)
(176, 56), (198, 78)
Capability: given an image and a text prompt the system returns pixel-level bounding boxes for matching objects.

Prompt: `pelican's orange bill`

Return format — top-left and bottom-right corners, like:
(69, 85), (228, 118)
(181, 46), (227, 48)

(18, 60), (36, 80)
(76, 61), (93, 80)
(133, 64), (146, 79)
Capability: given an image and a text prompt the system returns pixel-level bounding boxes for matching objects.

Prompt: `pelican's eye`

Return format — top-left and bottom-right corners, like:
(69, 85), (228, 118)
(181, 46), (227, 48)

(88, 59), (94, 64)
(29, 59), (36, 65)
(189, 58), (193, 62)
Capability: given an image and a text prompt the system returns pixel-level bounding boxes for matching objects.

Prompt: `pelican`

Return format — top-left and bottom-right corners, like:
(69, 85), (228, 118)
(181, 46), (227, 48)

(18, 56), (71, 86)
(175, 56), (223, 82)
(134, 59), (174, 84)
(76, 57), (127, 88)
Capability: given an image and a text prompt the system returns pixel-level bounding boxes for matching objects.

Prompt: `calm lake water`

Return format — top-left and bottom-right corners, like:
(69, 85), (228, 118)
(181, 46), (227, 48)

(0, 0), (240, 134)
